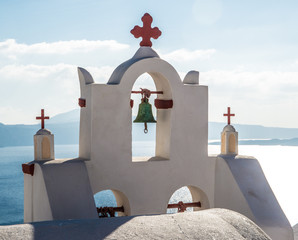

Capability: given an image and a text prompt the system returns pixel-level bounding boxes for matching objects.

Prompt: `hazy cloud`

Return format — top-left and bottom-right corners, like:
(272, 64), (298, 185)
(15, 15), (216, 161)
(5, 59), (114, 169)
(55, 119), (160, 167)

(0, 39), (296, 127)
(0, 39), (129, 55)
(0, 63), (116, 124)
(162, 48), (216, 62)
(201, 70), (298, 127)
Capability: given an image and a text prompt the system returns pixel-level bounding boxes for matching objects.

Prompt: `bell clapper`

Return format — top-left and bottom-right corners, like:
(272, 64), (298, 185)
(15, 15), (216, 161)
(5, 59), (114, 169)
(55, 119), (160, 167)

(144, 122), (148, 134)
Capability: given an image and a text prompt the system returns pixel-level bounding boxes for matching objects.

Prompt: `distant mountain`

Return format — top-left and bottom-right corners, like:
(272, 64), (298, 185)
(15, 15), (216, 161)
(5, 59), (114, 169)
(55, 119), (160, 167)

(0, 123), (37, 147)
(0, 109), (298, 147)
(0, 122), (79, 147)
(48, 109), (80, 124)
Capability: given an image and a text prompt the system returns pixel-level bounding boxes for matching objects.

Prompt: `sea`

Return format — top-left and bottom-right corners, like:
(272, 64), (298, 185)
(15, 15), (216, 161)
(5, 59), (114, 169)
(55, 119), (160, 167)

(0, 143), (297, 226)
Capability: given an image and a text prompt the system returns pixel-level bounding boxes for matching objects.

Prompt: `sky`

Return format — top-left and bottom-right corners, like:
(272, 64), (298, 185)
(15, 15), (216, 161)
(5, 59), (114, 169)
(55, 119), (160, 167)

(0, 0), (298, 127)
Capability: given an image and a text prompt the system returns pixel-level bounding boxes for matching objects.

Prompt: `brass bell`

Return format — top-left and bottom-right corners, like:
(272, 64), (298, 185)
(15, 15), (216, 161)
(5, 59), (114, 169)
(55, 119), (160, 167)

(134, 98), (156, 133)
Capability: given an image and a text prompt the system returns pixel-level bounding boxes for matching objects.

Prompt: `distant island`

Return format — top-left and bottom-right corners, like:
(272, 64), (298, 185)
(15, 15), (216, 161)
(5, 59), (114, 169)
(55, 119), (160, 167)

(1, 109), (298, 147)
(209, 138), (298, 146)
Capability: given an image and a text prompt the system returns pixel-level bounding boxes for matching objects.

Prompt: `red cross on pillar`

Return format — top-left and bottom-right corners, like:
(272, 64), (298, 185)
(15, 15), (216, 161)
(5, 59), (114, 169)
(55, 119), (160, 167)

(130, 13), (162, 47)
(223, 107), (235, 125)
(36, 109), (50, 129)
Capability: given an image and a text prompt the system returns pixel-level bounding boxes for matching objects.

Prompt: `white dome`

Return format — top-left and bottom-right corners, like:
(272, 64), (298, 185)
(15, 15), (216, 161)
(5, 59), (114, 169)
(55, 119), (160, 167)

(223, 124), (236, 132)
(36, 128), (52, 135)
(132, 46), (160, 60)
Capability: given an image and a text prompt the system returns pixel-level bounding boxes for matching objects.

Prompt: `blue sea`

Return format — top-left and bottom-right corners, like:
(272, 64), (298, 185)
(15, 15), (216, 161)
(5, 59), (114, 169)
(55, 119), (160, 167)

(0, 143), (297, 226)
(0, 144), (80, 225)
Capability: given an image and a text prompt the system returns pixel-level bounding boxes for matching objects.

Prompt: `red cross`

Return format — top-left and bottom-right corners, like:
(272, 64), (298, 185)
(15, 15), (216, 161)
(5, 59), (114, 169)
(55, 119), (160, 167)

(223, 107), (235, 125)
(130, 13), (162, 47)
(36, 109), (50, 129)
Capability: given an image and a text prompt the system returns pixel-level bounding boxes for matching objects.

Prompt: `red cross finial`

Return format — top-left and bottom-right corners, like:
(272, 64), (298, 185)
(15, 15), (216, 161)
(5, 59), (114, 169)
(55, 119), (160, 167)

(36, 109), (50, 129)
(223, 107), (235, 125)
(130, 13), (162, 47)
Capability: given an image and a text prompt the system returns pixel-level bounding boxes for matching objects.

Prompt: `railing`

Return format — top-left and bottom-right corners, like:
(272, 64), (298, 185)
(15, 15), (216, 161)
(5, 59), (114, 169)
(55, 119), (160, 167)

(167, 201), (201, 213)
(97, 206), (124, 218)
(97, 201), (201, 217)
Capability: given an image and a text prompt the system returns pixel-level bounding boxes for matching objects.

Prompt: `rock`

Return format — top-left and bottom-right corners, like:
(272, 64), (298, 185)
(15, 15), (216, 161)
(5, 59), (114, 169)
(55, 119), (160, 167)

(0, 209), (271, 240)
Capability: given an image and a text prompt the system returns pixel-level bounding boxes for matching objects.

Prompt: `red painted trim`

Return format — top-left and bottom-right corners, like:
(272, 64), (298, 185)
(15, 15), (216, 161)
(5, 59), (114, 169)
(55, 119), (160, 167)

(155, 99), (173, 109)
(78, 98), (86, 107)
(167, 201), (201, 212)
(22, 163), (35, 176)
(130, 99), (134, 108)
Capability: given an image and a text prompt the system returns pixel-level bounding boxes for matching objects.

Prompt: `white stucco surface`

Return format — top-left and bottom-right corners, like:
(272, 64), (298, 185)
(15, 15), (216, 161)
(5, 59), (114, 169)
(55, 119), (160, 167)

(24, 158), (97, 222)
(39, 158), (97, 220)
(78, 47), (214, 216)
(24, 163), (52, 223)
(215, 154), (294, 240)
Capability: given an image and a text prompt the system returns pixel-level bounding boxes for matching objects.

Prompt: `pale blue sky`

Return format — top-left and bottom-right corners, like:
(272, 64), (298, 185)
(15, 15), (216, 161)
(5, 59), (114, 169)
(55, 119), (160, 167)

(0, 0), (297, 127)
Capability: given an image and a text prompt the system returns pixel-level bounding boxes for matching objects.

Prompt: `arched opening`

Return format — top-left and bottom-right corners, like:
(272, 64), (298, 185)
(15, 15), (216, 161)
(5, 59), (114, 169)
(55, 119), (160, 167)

(167, 186), (210, 214)
(229, 134), (236, 153)
(94, 189), (130, 217)
(42, 137), (51, 159)
(131, 73), (157, 160)
(130, 71), (173, 162)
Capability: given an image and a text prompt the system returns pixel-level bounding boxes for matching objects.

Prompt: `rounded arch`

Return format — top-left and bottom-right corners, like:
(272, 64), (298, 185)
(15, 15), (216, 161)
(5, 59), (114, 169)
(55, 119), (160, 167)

(167, 185), (210, 213)
(188, 185), (210, 210)
(118, 57), (180, 160)
(108, 56), (183, 99)
(131, 73), (157, 158)
(94, 189), (131, 217)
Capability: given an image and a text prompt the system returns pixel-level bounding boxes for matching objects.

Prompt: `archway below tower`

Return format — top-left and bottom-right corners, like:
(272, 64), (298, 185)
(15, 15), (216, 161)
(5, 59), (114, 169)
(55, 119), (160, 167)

(94, 189), (130, 217)
(167, 186), (210, 214)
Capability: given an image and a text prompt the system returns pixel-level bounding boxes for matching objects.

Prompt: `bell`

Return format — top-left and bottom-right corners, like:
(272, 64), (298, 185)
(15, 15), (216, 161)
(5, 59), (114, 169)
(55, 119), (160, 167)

(134, 98), (156, 133)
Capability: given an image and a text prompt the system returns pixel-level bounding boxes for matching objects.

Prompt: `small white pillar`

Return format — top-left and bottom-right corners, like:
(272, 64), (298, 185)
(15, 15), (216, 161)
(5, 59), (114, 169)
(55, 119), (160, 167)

(34, 129), (55, 161)
(221, 125), (238, 155)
